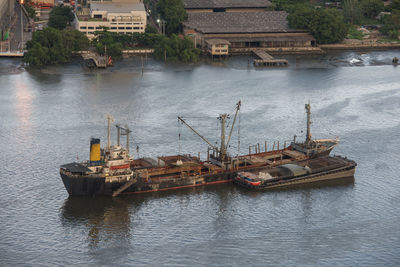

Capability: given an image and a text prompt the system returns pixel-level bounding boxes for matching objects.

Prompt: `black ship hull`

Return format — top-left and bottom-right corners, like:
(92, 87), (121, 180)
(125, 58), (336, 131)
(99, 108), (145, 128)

(60, 171), (236, 196)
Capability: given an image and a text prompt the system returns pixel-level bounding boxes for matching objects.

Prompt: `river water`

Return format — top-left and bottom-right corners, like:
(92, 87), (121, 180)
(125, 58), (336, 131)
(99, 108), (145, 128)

(1, 51), (400, 266)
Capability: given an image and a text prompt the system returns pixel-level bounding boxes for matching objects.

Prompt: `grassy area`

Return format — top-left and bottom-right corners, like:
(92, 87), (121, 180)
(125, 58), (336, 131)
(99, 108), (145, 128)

(378, 38), (400, 43)
(347, 26), (365, 40)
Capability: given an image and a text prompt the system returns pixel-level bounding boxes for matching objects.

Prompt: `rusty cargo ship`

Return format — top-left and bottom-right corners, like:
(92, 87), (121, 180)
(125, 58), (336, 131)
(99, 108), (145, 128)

(60, 103), (354, 196)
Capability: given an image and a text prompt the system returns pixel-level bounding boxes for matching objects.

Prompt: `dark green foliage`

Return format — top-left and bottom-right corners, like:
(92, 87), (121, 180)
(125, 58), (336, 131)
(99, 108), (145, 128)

(289, 7), (348, 44)
(270, 0), (309, 11)
(380, 11), (400, 39)
(24, 5), (36, 19)
(48, 14), (68, 30)
(154, 34), (200, 62)
(24, 28), (89, 65)
(48, 6), (74, 30)
(91, 30), (165, 59)
(343, 0), (362, 24)
(360, 0), (384, 19)
(389, 0), (400, 11)
(145, 24), (158, 34)
(156, 0), (187, 34)
(286, 4), (314, 29)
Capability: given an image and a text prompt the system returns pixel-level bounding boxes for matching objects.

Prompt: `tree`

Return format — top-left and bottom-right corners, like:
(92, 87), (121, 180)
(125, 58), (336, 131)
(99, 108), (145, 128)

(288, 7), (348, 44)
(156, 0), (187, 34)
(287, 4), (314, 29)
(360, 0), (384, 19)
(309, 9), (349, 44)
(48, 5), (74, 30)
(154, 34), (200, 62)
(380, 10), (400, 39)
(343, 0), (362, 24)
(48, 14), (68, 30)
(24, 28), (89, 65)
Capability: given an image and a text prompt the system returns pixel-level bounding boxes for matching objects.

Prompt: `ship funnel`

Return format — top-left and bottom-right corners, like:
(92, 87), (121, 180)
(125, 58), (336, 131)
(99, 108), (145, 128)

(90, 138), (101, 165)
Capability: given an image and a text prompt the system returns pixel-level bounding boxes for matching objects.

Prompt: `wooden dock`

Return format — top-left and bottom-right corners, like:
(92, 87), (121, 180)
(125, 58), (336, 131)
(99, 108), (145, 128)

(253, 50), (288, 67)
(0, 51), (24, 57)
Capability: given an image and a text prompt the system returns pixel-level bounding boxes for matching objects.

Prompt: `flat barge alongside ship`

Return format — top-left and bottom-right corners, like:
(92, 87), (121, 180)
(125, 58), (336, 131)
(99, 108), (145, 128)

(59, 103), (355, 196)
(234, 156), (356, 190)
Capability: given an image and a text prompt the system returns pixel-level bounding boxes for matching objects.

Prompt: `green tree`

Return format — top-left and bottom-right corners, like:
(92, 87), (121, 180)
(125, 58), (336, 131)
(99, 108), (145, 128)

(287, 4), (314, 29)
(380, 11), (400, 39)
(24, 28), (90, 65)
(288, 7), (348, 44)
(156, 0), (187, 34)
(48, 14), (68, 30)
(343, 0), (362, 24)
(308, 9), (348, 44)
(360, 0), (384, 19)
(48, 5), (74, 30)
(154, 34), (200, 62)
(145, 24), (158, 34)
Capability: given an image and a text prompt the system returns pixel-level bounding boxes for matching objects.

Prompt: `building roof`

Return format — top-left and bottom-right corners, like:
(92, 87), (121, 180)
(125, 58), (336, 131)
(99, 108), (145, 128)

(184, 0), (271, 9)
(206, 39), (231, 45)
(90, 2), (145, 13)
(184, 11), (292, 34)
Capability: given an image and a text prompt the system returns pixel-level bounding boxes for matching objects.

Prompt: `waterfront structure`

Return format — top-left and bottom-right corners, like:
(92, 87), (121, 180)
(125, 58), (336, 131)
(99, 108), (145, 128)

(184, 0), (272, 13)
(75, 1), (146, 39)
(206, 39), (230, 57)
(183, 11), (317, 53)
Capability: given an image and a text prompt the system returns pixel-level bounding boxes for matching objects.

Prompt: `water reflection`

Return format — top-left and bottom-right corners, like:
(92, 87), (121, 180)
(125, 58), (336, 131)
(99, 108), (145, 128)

(61, 196), (139, 248)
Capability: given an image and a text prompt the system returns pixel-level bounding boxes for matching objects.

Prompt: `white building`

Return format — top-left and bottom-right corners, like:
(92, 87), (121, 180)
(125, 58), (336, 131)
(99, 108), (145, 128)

(76, 2), (147, 38)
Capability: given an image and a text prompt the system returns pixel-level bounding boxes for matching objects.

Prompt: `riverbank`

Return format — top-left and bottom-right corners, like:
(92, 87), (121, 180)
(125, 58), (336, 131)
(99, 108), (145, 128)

(320, 38), (400, 50)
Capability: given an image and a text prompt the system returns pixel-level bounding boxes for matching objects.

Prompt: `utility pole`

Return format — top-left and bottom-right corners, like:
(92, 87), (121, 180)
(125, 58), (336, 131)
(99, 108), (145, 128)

(20, 0), (24, 51)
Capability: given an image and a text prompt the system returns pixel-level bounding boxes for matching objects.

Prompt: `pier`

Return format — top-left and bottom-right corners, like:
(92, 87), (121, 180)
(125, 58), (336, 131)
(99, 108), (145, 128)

(0, 51), (24, 57)
(253, 49), (288, 67)
(80, 51), (109, 68)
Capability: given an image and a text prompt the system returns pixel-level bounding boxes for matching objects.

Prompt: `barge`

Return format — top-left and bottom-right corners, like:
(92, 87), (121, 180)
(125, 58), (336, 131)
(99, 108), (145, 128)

(59, 103), (352, 196)
(234, 156), (356, 190)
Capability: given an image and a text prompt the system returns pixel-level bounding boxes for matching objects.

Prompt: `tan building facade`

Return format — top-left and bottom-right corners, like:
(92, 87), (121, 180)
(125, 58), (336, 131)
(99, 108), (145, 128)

(76, 2), (146, 39)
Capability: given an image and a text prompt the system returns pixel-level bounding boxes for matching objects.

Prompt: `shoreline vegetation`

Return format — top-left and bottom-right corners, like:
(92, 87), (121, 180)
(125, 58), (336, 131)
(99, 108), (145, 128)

(23, 0), (400, 66)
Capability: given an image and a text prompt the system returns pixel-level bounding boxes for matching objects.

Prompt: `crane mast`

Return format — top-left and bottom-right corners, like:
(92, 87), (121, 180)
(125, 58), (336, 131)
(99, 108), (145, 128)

(178, 101), (241, 163)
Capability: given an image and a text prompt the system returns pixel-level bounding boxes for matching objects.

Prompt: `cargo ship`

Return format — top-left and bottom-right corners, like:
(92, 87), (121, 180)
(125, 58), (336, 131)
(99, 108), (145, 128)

(59, 102), (351, 196)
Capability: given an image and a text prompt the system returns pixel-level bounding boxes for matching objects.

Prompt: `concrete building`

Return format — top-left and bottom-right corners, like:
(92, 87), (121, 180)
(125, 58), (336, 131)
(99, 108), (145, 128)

(76, 1), (146, 38)
(184, 0), (272, 13)
(0, 0), (15, 40)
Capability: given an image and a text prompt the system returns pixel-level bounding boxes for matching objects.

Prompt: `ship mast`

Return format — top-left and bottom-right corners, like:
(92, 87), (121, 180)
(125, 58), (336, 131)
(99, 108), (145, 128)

(305, 103), (311, 144)
(106, 114), (114, 149)
(178, 101), (241, 162)
(218, 113), (228, 161)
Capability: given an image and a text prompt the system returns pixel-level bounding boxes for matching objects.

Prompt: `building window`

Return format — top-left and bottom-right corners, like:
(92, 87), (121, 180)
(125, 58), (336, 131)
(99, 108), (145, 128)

(111, 27), (117, 30)
(94, 14), (102, 19)
(118, 27), (124, 30)
(126, 27), (132, 30)
(134, 27), (139, 30)
(80, 26), (86, 29)
(88, 27), (94, 30)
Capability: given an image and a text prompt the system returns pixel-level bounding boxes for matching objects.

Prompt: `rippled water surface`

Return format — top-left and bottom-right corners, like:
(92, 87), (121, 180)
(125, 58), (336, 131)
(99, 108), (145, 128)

(1, 51), (400, 266)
